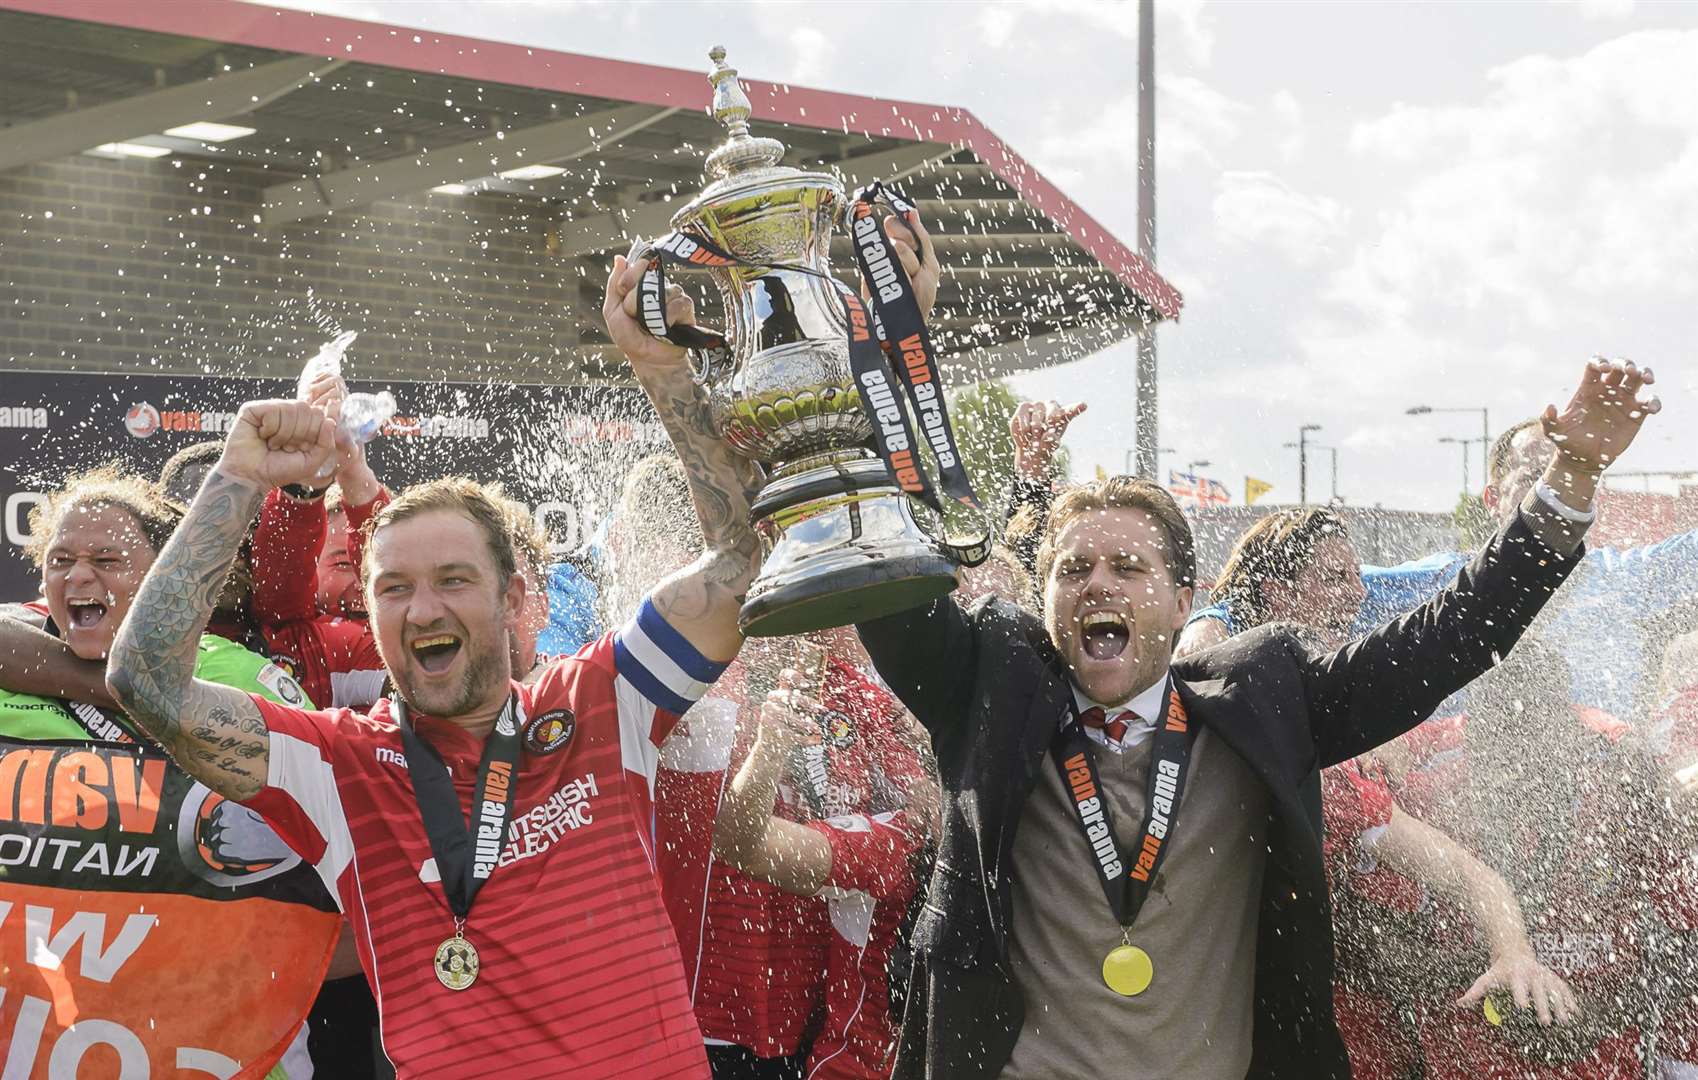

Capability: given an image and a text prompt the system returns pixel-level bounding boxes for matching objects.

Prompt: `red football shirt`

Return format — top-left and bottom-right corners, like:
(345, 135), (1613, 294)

(249, 487), (387, 709)
(656, 658), (927, 1074)
(243, 599), (722, 1078)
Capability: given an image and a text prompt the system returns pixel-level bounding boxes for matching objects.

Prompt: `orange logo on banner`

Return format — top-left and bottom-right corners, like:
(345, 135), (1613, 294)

(0, 742), (339, 1078)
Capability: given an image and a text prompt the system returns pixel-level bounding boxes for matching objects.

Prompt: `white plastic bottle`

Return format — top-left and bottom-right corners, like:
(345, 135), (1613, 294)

(339, 391), (397, 446)
(295, 330), (359, 400)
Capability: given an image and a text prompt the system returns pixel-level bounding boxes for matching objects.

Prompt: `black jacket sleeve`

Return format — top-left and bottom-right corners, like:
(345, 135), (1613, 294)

(1005, 475), (1052, 576)
(1299, 509), (1583, 767)
(856, 597), (978, 740)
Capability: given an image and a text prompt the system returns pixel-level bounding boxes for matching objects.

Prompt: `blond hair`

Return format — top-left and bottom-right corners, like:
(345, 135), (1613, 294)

(1036, 476), (1195, 587)
(365, 477), (518, 588)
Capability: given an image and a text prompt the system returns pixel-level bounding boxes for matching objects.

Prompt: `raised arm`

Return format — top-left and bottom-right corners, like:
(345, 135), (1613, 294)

(1297, 358), (1659, 765)
(1006, 400), (1085, 575)
(602, 254), (763, 664)
(712, 684), (834, 896)
(249, 487), (326, 624)
(107, 399), (336, 800)
(856, 595), (979, 740)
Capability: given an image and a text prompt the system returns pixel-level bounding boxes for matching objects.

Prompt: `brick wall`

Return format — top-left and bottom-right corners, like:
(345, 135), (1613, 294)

(0, 154), (618, 385)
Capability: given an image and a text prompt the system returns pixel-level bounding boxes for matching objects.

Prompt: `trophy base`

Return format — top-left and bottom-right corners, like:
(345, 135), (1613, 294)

(739, 457), (958, 638)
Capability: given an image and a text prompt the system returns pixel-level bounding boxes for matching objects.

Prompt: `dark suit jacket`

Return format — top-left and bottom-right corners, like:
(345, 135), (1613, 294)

(856, 512), (1580, 1079)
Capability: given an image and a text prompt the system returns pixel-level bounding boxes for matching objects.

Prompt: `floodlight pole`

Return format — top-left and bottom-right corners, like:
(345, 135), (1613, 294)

(1133, 0), (1159, 481)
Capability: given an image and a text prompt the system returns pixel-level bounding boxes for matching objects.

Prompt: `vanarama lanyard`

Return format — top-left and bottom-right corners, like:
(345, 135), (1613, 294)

(64, 699), (141, 744)
(632, 182), (988, 567)
(1052, 682), (1197, 997)
(396, 694), (522, 991)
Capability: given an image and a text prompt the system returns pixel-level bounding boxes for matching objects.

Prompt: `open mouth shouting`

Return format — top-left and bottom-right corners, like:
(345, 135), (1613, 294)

(65, 596), (110, 632)
(1079, 609), (1130, 661)
(410, 633), (463, 675)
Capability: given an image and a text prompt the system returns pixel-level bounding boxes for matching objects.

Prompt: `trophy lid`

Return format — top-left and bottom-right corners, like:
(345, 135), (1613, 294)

(702, 46), (788, 181)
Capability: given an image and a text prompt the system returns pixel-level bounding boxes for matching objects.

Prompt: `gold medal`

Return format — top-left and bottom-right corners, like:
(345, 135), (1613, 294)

(1102, 943), (1154, 997)
(1482, 995), (1503, 1027)
(434, 927), (480, 991)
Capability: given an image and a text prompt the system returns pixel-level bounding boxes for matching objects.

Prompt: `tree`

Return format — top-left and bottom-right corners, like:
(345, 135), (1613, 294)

(945, 379), (1070, 521)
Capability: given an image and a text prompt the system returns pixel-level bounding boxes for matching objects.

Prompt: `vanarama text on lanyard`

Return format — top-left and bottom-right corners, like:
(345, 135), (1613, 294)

(396, 694), (522, 991)
(1053, 684), (1197, 997)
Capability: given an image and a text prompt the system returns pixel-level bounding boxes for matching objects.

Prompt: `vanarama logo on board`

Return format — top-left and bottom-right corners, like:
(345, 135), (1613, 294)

(0, 405), (48, 429)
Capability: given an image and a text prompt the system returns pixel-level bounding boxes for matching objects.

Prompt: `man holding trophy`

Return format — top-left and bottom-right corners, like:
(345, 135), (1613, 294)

(100, 45), (958, 1079)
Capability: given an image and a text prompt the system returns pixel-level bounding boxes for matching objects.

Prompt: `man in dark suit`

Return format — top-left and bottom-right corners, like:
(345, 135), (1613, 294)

(856, 359), (1658, 1079)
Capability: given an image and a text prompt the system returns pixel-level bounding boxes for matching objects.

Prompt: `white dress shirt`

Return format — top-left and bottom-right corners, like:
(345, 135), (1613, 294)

(1069, 673), (1172, 754)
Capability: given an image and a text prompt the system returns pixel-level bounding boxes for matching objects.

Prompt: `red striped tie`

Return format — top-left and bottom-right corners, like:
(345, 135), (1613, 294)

(1079, 706), (1130, 745)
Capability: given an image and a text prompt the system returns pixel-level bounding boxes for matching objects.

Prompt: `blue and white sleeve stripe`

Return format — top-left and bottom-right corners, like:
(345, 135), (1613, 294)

(613, 597), (729, 715)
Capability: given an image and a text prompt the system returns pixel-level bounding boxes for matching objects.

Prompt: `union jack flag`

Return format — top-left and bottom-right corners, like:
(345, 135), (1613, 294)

(1168, 470), (1230, 508)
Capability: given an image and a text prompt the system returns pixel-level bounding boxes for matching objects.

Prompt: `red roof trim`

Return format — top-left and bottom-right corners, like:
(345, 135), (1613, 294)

(0, 0), (1180, 317)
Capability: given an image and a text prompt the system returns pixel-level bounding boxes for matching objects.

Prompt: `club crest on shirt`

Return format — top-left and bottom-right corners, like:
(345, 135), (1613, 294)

(823, 709), (855, 748)
(525, 709), (576, 755)
(258, 663), (307, 708)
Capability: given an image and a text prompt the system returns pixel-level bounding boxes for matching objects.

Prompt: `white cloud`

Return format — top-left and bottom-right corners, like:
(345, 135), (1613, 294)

(1572, 0), (1636, 19)
(1212, 171), (1348, 265)
(783, 26), (831, 84)
(1271, 89), (1304, 163)
(1334, 29), (1698, 333)
(972, 0), (1214, 67)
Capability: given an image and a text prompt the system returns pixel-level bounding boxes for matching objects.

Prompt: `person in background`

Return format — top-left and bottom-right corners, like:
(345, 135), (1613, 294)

(315, 485), (368, 619)
(1359, 405), (1698, 718)
(488, 483), (551, 683)
(1174, 505), (1576, 1077)
(159, 440), (226, 506)
(1414, 639), (1676, 1079)
(1004, 400), (1087, 576)
(0, 465), (337, 1078)
(656, 628), (939, 1080)
(858, 359), (1651, 1079)
(246, 370), (387, 710)
(1177, 507), (1366, 653)
(708, 662), (935, 1080)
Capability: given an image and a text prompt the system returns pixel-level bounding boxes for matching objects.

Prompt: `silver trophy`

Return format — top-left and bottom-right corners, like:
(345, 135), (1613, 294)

(658, 47), (958, 638)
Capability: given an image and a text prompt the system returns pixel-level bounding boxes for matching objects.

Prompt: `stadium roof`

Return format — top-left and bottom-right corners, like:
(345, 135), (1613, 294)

(0, 0), (1181, 379)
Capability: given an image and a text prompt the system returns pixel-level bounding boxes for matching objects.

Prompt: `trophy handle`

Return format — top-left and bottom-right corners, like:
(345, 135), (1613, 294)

(687, 344), (728, 388)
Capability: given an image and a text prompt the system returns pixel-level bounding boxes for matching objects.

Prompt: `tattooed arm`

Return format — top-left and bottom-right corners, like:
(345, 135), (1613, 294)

(603, 254), (762, 664)
(107, 399), (335, 800)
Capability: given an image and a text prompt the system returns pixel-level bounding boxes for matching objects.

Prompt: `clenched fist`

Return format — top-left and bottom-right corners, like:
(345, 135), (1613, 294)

(216, 399), (337, 490)
(603, 251), (699, 373)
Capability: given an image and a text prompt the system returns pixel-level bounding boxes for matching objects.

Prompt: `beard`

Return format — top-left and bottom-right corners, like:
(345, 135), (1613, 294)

(391, 636), (506, 719)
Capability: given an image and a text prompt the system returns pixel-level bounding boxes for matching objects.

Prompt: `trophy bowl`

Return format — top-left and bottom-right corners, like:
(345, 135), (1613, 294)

(663, 47), (957, 638)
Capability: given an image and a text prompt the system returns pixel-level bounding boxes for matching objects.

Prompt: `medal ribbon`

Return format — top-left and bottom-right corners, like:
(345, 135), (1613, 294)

(1053, 684), (1197, 934)
(631, 182), (989, 567)
(843, 181), (981, 519)
(397, 694), (522, 920)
